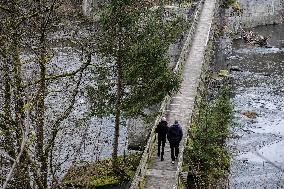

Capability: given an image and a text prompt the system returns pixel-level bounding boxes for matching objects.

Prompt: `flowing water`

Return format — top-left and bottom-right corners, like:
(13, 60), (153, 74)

(226, 24), (284, 188)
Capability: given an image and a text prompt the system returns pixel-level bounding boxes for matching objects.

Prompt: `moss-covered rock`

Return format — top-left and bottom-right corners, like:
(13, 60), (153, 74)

(63, 152), (142, 189)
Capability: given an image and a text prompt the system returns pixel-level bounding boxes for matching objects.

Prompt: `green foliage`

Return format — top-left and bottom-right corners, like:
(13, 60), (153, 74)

(89, 176), (120, 188)
(87, 0), (186, 174)
(221, 1), (242, 14)
(184, 85), (233, 187)
(87, 0), (185, 118)
(221, 0), (236, 8)
(232, 2), (241, 12)
(218, 69), (229, 77)
(63, 152), (142, 188)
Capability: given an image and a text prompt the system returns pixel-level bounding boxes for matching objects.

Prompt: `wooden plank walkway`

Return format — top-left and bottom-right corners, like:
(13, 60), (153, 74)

(144, 0), (217, 188)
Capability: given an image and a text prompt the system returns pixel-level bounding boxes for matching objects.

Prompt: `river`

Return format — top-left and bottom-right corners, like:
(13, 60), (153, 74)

(44, 46), (129, 177)
(226, 24), (284, 188)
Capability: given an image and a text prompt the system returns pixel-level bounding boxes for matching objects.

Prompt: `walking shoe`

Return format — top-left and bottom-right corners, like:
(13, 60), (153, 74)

(171, 161), (175, 164)
(157, 153), (160, 157)
(161, 157), (164, 161)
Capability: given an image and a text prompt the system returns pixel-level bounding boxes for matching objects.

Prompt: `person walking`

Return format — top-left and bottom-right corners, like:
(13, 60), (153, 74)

(167, 120), (183, 164)
(155, 116), (168, 161)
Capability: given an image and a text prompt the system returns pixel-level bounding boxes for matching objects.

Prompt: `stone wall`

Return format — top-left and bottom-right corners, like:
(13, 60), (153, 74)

(127, 106), (159, 150)
(228, 0), (284, 30)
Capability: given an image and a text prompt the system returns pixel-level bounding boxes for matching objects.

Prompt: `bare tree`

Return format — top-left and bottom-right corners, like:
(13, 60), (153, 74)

(0, 1), (94, 188)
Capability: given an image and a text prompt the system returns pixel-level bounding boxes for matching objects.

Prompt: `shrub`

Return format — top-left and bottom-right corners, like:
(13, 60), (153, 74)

(184, 85), (233, 187)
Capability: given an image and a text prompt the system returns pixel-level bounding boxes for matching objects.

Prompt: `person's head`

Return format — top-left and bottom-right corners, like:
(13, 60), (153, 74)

(161, 117), (166, 121)
(174, 120), (178, 124)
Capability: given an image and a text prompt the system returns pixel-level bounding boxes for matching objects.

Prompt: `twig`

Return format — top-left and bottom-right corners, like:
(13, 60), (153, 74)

(22, 53), (92, 88)
(0, 5), (12, 13)
(44, 56), (89, 157)
(0, 150), (15, 162)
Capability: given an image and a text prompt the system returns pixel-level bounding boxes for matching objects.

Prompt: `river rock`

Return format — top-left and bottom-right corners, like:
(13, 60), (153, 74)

(230, 66), (242, 72)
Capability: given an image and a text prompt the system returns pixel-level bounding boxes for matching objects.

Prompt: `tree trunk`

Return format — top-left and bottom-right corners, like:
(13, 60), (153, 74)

(112, 39), (123, 172)
(112, 66), (122, 172)
(3, 58), (16, 160)
(11, 25), (31, 189)
(36, 12), (48, 189)
(36, 48), (48, 189)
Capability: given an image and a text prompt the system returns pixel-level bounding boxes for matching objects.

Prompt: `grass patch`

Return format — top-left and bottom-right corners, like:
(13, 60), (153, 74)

(63, 152), (142, 189)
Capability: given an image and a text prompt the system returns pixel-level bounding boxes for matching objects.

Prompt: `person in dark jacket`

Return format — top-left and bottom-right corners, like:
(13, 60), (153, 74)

(167, 120), (183, 164)
(155, 117), (168, 161)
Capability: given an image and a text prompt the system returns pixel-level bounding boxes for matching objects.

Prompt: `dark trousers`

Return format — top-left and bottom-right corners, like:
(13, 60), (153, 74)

(158, 139), (166, 158)
(170, 143), (179, 161)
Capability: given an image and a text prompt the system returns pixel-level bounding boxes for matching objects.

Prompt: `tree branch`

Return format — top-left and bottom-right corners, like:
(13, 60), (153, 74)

(2, 124), (28, 189)
(15, 11), (39, 28)
(22, 54), (91, 88)
(44, 53), (91, 157)
(0, 5), (12, 13)
(43, 0), (57, 29)
(0, 150), (15, 162)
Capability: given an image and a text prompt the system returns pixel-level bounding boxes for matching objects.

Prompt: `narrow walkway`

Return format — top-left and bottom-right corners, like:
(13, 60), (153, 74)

(144, 0), (217, 188)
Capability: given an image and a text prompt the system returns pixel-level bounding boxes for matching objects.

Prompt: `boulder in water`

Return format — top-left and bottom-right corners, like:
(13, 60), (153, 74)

(230, 66), (242, 72)
(243, 30), (269, 47)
